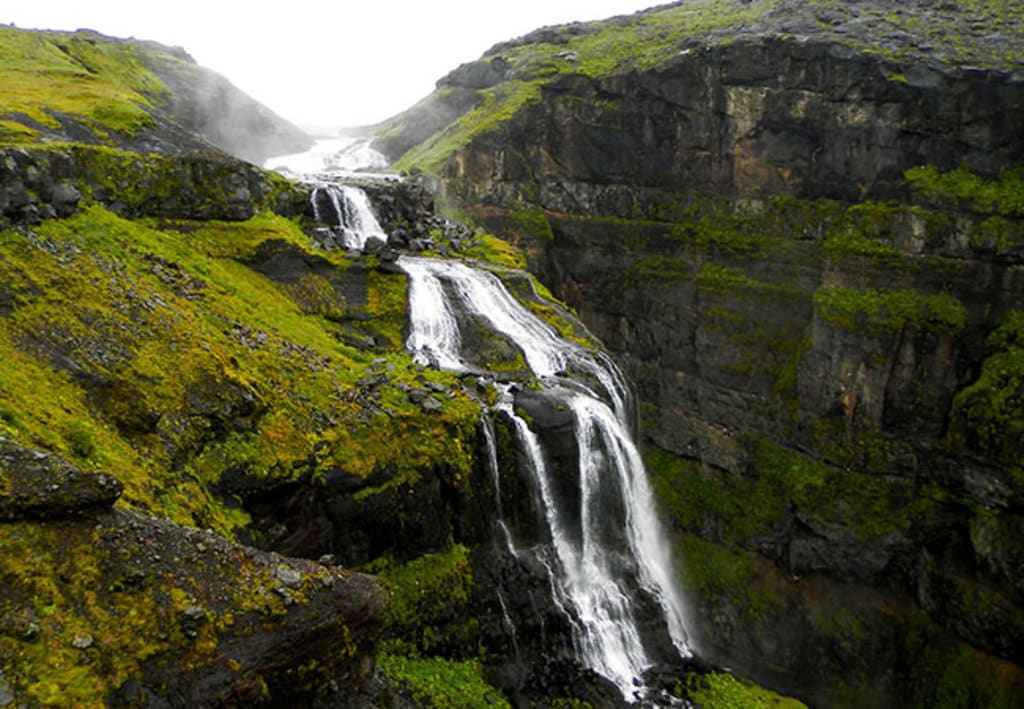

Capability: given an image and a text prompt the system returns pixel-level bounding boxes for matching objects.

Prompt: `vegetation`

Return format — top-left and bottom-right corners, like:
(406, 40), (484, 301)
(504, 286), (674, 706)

(686, 671), (807, 709)
(387, 0), (1024, 174)
(813, 286), (966, 335)
(0, 26), (167, 140)
(367, 544), (478, 657)
(0, 206), (481, 534)
(377, 654), (510, 709)
(949, 310), (1024, 466)
(905, 165), (1024, 217)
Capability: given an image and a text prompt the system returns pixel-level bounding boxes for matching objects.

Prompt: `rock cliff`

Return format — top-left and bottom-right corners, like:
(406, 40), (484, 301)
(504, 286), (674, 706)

(376, 0), (1024, 705)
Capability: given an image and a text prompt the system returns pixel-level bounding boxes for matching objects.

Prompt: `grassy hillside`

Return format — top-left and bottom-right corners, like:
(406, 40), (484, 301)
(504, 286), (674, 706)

(380, 0), (1024, 173)
(0, 25), (173, 143)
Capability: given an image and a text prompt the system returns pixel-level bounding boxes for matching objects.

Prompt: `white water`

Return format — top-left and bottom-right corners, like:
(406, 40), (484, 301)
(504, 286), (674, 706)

(264, 135), (388, 178)
(310, 184), (387, 250)
(401, 254), (692, 699)
(401, 256), (630, 419)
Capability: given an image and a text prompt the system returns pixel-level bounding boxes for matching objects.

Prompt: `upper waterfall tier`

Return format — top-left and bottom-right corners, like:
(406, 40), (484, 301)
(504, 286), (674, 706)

(401, 255), (630, 420)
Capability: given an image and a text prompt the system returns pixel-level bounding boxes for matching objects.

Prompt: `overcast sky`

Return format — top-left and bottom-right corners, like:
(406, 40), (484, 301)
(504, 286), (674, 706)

(4, 1), (663, 133)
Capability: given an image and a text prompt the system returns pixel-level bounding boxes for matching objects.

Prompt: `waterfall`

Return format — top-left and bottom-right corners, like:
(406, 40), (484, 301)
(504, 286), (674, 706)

(264, 134), (388, 178)
(401, 254), (692, 700)
(310, 183), (387, 250)
(401, 256), (630, 419)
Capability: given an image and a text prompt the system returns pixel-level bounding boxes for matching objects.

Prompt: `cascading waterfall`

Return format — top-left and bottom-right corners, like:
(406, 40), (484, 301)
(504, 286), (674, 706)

(401, 254), (692, 700)
(310, 183), (387, 250)
(400, 256), (631, 419)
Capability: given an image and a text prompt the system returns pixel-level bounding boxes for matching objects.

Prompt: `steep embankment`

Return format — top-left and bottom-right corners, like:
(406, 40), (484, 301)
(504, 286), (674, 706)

(377, 0), (1024, 706)
(0, 25), (489, 705)
(0, 26), (311, 161)
(2, 24), (714, 706)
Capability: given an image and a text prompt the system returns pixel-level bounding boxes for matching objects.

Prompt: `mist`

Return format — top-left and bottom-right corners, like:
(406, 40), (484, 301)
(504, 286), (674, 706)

(2, 1), (663, 130)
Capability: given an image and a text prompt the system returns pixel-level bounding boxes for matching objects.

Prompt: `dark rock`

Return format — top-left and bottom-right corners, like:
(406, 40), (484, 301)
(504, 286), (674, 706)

(388, 228), (410, 248)
(0, 438), (122, 520)
(363, 236), (386, 255)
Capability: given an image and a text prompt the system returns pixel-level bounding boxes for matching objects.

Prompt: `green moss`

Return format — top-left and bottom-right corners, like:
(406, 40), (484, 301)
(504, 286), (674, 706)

(905, 165), (1024, 217)
(646, 446), (784, 542)
(696, 264), (805, 304)
(903, 619), (1024, 709)
(674, 535), (783, 618)
(0, 516), (345, 705)
(973, 215), (1024, 253)
(687, 671), (807, 709)
(507, 205), (554, 241)
(366, 544), (477, 657)
(822, 202), (905, 260)
(671, 206), (776, 254)
(754, 441), (920, 540)
(377, 654), (510, 708)
(813, 286), (966, 335)
(0, 205), (481, 535)
(949, 310), (1024, 465)
(621, 255), (692, 286)
(462, 232), (527, 269)
(64, 421), (97, 460)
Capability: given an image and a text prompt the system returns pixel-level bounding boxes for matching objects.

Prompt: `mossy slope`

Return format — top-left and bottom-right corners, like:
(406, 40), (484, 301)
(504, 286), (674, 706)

(0, 25), (309, 160)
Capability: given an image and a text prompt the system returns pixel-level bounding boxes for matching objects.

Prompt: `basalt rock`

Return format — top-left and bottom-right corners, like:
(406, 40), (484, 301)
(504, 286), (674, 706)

(0, 442), (387, 706)
(0, 437), (122, 520)
(376, 0), (1024, 705)
(0, 145), (308, 227)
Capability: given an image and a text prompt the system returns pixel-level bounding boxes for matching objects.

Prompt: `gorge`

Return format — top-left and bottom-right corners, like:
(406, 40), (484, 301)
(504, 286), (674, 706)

(1, 0), (1023, 707)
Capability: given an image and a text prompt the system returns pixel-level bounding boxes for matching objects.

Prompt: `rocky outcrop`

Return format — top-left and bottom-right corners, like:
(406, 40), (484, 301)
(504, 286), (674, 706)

(0, 437), (387, 706)
(0, 144), (309, 226)
(0, 437), (122, 520)
(376, 0), (1024, 705)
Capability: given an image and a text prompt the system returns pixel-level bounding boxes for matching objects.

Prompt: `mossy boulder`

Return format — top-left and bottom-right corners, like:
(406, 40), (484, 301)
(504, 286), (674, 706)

(0, 440), (386, 706)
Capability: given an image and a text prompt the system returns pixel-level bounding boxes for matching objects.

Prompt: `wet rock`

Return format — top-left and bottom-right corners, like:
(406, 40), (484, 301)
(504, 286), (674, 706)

(363, 236), (386, 255)
(0, 438), (122, 520)
(421, 396), (444, 414)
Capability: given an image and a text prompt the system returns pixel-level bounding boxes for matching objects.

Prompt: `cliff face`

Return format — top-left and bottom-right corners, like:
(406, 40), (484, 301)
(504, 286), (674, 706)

(378, 0), (1024, 705)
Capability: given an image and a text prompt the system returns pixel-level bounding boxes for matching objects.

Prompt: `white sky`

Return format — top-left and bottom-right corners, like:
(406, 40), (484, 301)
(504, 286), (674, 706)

(4, 1), (663, 133)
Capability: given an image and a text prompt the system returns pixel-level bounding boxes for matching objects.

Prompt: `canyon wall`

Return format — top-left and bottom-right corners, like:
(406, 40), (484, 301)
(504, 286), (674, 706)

(380, 1), (1024, 705)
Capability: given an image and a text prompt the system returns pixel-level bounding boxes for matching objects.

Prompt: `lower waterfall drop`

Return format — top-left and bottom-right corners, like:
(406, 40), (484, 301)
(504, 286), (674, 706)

(401, 254), (692, 701)
(310, 183), (387, 250)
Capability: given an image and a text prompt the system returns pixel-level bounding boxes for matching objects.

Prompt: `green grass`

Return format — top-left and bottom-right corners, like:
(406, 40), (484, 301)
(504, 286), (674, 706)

(687, 671), (807, 709)
(0, 26), (168, 140)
